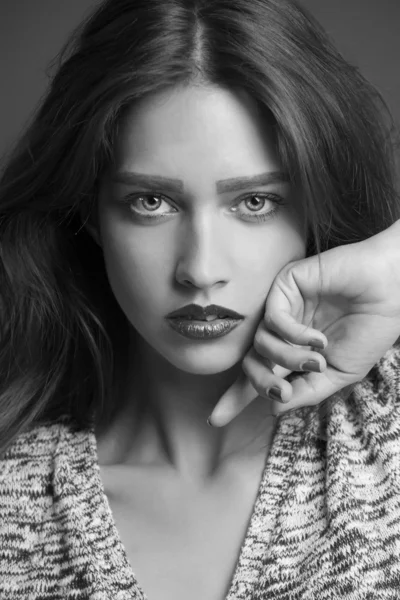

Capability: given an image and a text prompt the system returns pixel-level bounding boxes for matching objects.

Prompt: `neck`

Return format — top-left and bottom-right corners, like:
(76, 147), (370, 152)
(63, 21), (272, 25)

(95, 330), (276, 484)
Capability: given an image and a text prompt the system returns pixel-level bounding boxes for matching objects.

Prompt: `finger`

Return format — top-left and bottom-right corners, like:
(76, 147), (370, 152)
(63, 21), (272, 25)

(207, 368), (258, 427)
(208, 350), (294, 427)
(269, 369), (354, 416)
(241, 345), (294, 400)
(264, 306), (328, 349)
(253, 326), (327, 373)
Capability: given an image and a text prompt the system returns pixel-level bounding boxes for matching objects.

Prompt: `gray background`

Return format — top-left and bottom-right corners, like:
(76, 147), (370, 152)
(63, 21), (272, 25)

(0, 0), (399, 162)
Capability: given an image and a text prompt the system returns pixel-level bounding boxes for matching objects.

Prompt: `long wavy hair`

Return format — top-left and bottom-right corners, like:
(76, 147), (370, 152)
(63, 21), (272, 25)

(0, 0), (399, 458)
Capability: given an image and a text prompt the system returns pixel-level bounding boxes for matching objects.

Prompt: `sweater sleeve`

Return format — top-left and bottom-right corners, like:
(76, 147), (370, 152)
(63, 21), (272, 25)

(255, 344), (400, 600)
(321, 344), (400, 592)
(331, 343), (400, 492)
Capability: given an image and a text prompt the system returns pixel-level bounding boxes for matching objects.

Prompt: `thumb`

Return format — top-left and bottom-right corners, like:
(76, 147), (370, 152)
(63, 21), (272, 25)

(208, 369), (257, 427)
(208, 364), (292, 427)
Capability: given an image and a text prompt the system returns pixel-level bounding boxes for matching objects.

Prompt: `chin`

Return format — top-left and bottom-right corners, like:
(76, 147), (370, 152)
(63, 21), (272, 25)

(130, 323), (249, 375)
(160, 343), (245, 375)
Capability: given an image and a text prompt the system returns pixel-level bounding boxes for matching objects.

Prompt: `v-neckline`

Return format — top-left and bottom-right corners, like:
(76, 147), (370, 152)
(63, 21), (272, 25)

(79, 411), (302, 600)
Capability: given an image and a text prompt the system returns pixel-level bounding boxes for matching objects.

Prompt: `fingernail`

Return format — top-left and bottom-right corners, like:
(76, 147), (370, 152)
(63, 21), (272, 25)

(308, 338), (325, 349)
(207, 417), (214, 427)
(267, 386), (283, 401)
(300, 360), (321, 372)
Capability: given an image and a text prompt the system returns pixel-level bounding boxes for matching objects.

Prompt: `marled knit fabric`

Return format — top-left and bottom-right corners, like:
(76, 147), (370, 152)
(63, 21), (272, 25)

(1, 346), (400, 599)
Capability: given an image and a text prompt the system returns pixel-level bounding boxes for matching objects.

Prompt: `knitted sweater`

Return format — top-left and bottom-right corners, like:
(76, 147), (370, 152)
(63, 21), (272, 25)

(1, 346), (400, 600)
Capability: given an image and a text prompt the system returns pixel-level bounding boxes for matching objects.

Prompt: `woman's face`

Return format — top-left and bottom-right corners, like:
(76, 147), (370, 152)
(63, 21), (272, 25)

(94, 84), (306, 375)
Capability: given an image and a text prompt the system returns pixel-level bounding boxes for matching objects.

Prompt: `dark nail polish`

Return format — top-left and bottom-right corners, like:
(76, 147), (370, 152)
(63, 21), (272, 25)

(308, 338), (325, 349)
(268, 386), (282, 401)
(300, 360), (321, 372)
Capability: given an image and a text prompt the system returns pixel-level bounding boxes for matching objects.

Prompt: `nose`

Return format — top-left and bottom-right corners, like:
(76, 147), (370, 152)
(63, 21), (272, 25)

(175, 212), (230, 290)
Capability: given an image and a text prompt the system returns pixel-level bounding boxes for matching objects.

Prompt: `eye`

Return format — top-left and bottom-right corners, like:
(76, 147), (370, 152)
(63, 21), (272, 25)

(232, 193), (286, 223)
(119, 191), (285, 223)
(120, 193), (178, 220)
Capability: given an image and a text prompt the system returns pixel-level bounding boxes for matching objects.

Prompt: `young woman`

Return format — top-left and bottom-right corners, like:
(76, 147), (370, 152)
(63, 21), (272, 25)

(1, 0), (400, 598)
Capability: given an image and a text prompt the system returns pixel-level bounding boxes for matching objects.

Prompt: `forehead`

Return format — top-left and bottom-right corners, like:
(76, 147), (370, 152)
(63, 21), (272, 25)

(111, 84), (279, 165)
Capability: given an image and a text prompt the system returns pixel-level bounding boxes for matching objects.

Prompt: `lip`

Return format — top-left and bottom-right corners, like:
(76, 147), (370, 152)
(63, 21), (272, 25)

(165, 303), (245, 320)
(166, 316), (242, 340)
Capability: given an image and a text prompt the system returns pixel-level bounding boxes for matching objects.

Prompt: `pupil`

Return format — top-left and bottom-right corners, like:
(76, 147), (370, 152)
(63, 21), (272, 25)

(144, 196), (160, 211)
(247, 195), (264, 211)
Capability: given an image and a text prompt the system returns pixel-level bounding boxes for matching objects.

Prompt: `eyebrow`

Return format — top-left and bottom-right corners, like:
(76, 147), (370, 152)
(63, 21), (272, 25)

(111, 170), (290, 194)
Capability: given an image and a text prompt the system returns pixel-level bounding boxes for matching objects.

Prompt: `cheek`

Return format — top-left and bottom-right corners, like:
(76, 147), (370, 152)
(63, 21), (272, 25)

(240, 218), (306, 280)
(100, 227), (169, 318)
(235, 220), (306, 327)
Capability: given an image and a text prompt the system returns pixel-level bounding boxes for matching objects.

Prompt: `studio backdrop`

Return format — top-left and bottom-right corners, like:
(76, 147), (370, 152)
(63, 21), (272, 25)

(0, 0), (399, 164)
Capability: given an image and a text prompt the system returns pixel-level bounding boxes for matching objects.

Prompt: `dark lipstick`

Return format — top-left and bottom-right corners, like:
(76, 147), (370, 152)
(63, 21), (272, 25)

(166, 303), (244, 320)
(165, 303), (244, 340)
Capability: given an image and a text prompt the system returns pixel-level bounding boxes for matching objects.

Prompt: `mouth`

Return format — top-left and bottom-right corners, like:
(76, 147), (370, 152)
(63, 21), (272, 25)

(166, 315), (243, 340)
(169, 315), (233, 322)
(165, 303), (244, 321)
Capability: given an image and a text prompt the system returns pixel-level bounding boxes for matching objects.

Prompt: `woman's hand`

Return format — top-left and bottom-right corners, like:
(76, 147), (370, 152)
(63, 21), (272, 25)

(209, 220), (400, 427)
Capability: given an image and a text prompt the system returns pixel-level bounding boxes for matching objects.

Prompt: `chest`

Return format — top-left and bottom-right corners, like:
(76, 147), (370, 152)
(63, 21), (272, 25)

(100, 465), (265, 600)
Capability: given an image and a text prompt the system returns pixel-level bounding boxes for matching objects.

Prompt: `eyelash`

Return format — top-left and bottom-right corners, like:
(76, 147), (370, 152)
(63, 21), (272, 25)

(119, 192), (285, 223)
